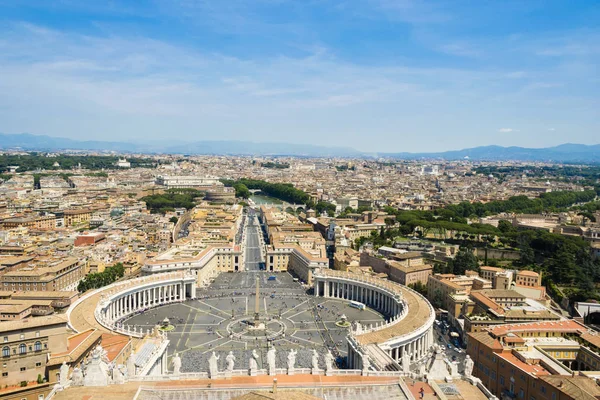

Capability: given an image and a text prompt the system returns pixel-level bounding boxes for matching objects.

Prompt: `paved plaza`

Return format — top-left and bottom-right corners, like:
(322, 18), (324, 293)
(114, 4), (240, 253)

(123, 271), (386, 372)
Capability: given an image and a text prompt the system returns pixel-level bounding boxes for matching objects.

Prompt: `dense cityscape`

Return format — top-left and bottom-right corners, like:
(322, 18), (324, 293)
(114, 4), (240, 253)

(0, 151), (599, 400)
(1, 0), (599, 399)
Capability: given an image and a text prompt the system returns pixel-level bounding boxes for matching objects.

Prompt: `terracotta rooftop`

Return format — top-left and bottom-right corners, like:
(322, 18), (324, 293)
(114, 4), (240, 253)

(0, 314), (67, 332)
(488, 320), (586, 337)
(540, 375), (600, 400)
(496, 352), (551, 376)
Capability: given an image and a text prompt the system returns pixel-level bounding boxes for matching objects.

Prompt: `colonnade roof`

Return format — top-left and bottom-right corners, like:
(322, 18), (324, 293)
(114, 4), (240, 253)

(68, 271), (187, 334)
(314, 269), (433, 345)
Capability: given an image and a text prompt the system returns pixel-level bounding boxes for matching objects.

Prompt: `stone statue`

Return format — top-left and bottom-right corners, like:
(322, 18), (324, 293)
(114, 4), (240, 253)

(402, 350), (410, 373)
(59, 361), (70, 386)
(71, 367), (83, 386)
(84, 344), (109, 386)
(126, 350), (136, 377)
(226, 351), (236, 372)
(208, 352), (220, 378)
(311, 349), (319, 371)
(287, 349), (297, 370)
(113, 364), (125, 384)
(324, 350), (334, 372)
(249, 355), (258, 373)
(362, 352), (371, 371)
(172, 353), (182, 375)
(463, 355), (474, 378)
(267, 347), (277, 374)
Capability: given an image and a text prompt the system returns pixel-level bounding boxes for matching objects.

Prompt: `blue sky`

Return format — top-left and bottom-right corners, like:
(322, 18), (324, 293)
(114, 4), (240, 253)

(0, 0), (598, 152)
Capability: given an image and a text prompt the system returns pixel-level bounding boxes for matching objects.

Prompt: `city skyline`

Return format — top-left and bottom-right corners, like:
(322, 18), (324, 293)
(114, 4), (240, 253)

(0, 1), (598, 152)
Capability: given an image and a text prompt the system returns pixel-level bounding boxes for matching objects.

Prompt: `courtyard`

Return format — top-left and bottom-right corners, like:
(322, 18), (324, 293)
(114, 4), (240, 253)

(123, 271), (386, 372)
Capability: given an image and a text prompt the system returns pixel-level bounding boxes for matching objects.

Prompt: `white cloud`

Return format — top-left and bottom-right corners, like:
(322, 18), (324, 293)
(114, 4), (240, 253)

(0, 17), (598, 151)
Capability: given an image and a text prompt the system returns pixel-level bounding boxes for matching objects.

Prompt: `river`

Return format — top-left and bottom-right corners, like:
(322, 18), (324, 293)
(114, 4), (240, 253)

(250, 193), (283, 204)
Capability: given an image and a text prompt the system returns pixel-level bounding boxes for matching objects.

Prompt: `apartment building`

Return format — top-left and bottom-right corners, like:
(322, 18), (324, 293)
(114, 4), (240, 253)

(0, 215), (56, 230)
(1, 257), (86, 292)
(0, 316), (68, 388)
(464, 289), (561, 334)
(63, 209), (92, 227)
(467, 320), (600, 400)
(359, 252), (432, 286)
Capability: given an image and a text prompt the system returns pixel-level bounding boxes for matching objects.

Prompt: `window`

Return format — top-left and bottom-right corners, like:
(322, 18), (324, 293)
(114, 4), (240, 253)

(519, 389), (524, 398)
(34, 341), (41, 352)
(20, 366), (26, 371)
(500, 376), (505, 385)
(35, 331), (40, 338)
(551, 393), (556, 400)
(39, 395), (44, 400)
(2, 337), (7, 343)
(19, 343), (26, 354)
(1, 346), (9, 357)
(20, 334), (24, 339)
(35, 362), (41, 367)
(541, 386), (546, 394)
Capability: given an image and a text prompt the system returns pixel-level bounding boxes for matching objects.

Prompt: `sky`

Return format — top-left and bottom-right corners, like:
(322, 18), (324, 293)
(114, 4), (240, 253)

(0, 0), (598, 153)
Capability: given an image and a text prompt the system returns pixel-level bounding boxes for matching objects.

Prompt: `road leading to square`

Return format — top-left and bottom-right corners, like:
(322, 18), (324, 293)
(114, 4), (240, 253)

(244, 209), (264, 271)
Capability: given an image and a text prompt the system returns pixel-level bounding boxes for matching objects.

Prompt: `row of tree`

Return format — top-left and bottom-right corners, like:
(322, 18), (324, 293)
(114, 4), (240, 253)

(221, 178), (312, 205)
(261, 162), (290, 169)
(77, 263), (125, 292)
(141, 189), (204, 214)
(444, 190), (597, 218)
(0, 154), (155, 172)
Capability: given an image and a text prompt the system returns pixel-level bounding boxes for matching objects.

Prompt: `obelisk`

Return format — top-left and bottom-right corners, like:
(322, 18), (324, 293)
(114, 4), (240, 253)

(254, 276), (260, 325)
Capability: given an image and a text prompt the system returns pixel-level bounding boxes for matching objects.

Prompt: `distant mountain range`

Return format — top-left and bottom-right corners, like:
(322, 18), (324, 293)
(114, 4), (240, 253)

(1, 133), (599, 162)
(378, 143), (600, 162)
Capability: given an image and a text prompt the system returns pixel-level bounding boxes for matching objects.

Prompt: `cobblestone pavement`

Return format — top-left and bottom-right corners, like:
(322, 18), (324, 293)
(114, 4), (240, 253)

(123, 271), (385, 372)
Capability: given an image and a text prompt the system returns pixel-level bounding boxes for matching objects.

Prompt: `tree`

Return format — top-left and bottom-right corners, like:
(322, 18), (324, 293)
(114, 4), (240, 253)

(432, 289), (444, 308)
(232, 183), (251, 199)
(519, 242), (535, 266)
(498, 220), (514, 234)
(450, 247), (479, 275)
(169, 216), (178, 224)
(408, 281), (428, 296)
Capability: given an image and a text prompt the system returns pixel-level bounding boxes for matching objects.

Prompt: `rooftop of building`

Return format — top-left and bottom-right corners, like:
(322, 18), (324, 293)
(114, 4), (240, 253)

(540, 375), (600, 400)
(0, 314), (67, 332)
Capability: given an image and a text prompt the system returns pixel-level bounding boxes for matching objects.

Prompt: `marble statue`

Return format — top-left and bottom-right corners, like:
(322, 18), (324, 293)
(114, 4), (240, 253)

(208, 352), (220, 378)
(249, 355), (258, 373)
(324, 350), (334, 372)
(71, 367), (83, 386)
(59, 361), (70, 386)
(362, 353), (371, 371)
(267, 347), (277, 374)
(84, 344), (109, 386)
(126, 350), (136, 377)
(226, 351), (236, 372)
(172, 353), (182, 375)
(463, 355), (474, 378)
(113, 364), (125, 384)
(287, 349), (297, 370)
(402, 350), (410, 373)
(311, 349), (319, 371)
